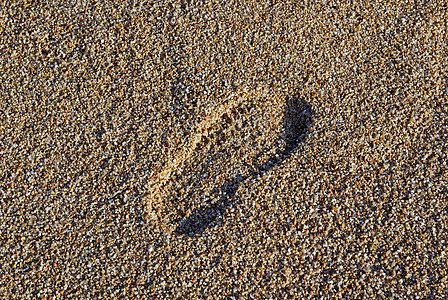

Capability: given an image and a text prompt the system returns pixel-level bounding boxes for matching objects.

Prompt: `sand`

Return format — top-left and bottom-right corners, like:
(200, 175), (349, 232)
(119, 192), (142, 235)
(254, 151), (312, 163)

(1, 0), (447, 298)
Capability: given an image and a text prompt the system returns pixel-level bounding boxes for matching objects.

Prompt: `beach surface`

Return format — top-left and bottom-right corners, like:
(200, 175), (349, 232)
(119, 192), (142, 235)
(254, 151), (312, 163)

(1, 0), (447, 298)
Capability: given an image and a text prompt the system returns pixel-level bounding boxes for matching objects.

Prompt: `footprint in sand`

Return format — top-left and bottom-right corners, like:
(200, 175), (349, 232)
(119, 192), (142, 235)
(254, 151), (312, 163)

(146, 87), (314, 235)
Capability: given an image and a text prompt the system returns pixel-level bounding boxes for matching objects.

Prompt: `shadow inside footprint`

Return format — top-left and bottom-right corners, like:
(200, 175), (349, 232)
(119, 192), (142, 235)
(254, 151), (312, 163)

(257, 94), (314, 174)
(174, 176), (246, 236)
(174, 94), (314, 236)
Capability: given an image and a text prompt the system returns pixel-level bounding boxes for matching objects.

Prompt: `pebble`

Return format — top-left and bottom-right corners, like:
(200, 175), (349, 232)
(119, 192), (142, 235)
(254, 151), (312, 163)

(1, 0), (447, 298)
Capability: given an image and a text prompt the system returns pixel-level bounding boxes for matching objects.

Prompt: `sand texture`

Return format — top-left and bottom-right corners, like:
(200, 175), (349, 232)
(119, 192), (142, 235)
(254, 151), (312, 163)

(1, 0), (448, 298)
